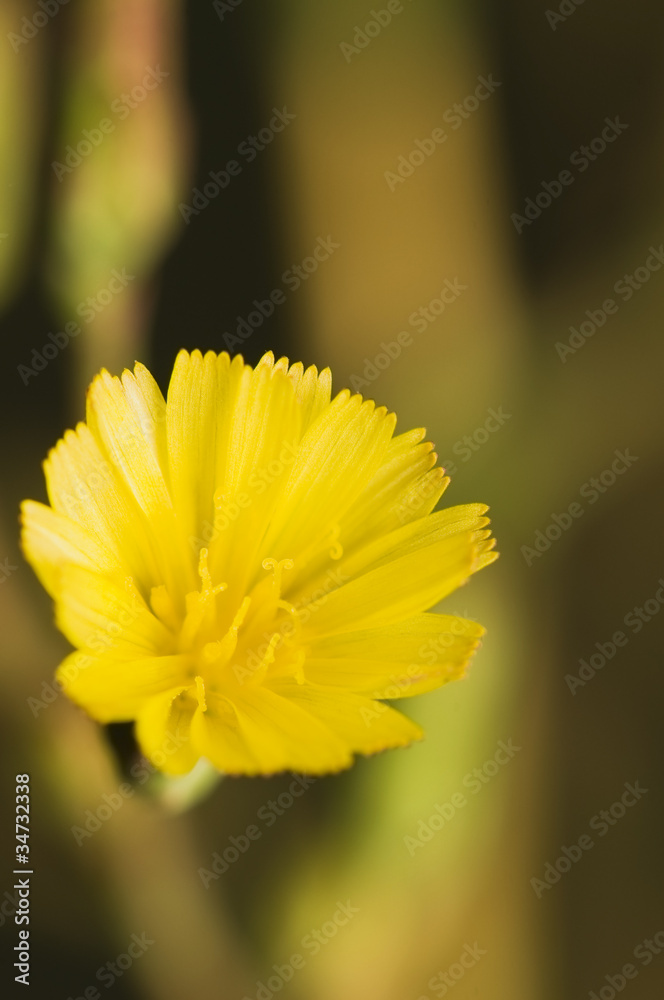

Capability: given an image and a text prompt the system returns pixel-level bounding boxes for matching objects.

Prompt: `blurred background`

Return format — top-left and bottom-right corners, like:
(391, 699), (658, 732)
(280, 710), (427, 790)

(1, 1), (663, 997)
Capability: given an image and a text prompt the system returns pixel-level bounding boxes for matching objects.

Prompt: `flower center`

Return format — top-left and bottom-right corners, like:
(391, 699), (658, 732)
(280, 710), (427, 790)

(154, 549), (304, 705)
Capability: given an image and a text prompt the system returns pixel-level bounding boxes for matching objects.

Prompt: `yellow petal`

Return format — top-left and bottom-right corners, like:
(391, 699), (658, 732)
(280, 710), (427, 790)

(259, 391), (396, 568)
(86, 367), (195, 600)
(339, 428), (448, 547)
(304, 613), (484, 695)
(266, 680), (424, 756)
(290, 503), (490, 607)
(86, 368), (172, 516)
(167, 350), (233, 544)
(20, 500), (117, 598)
(281, 357), (333, 430)
(53, 565), (171, 653)
(57, 652), (191, 723)
(121, 362), (170, 478)
(135, 687), (201, 775)
(299, 530), (495, 637)
(208, 362), (302, 599)
(43, 423), (162, 594)
(282, 428), (447, 599)
(339, 503), (491, 579)
(189, 700), (264, 775)
(193, 686), (352, 775)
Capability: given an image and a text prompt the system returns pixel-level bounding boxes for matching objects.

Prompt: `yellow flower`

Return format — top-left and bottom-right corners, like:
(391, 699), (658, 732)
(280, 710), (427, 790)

(21, 350), (497, 776)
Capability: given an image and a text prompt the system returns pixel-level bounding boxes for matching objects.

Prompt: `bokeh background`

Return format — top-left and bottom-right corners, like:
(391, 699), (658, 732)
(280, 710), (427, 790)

(1, 1), (663, 998)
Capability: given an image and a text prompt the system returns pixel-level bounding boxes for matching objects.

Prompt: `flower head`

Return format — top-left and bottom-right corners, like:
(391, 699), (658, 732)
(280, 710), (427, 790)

(21, 350), (497, 776)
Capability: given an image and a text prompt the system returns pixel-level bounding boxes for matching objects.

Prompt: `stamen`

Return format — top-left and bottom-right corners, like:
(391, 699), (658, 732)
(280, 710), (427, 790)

(276, 598), (302, 644)
(216, 595), (251, 664)
(202, 641), (222, 664)
(327, 524), (343, 560)
(199, 596), (252, 676)
(247, 632), (281, 686)
(292, 648), (307, 684)
(292, 524), (343, 568)
(262, 556), (295, 596)
(178, 549), (229, 652)
(195, 675), (207, 712)
(198, 548), (226, 597)
(241, 557), (295, 634)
